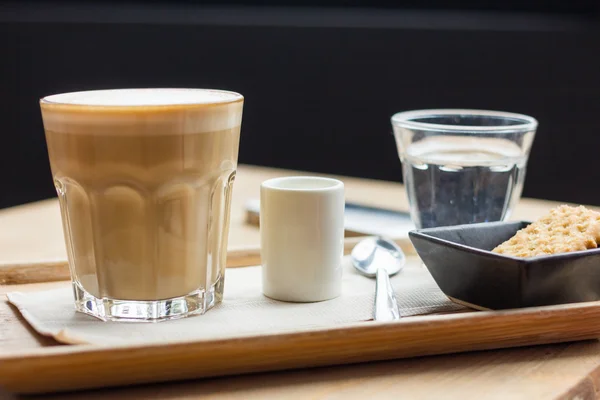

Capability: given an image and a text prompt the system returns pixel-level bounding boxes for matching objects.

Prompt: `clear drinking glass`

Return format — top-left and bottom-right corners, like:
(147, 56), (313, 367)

(391, 109), (537, 230)
(40, 89), (244, 322)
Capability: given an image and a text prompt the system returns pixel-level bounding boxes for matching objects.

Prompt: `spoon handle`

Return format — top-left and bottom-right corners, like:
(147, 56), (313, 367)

(374, 267), (401, 321)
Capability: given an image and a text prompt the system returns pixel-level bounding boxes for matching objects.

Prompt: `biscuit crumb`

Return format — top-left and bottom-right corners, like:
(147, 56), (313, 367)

(492, 205), (600, 257)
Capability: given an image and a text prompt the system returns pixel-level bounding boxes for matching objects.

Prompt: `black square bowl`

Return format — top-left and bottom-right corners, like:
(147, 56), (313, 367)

(409, 221), (600, 310)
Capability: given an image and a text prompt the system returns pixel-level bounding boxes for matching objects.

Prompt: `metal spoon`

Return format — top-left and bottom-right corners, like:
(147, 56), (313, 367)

(351, 236), (406, 321)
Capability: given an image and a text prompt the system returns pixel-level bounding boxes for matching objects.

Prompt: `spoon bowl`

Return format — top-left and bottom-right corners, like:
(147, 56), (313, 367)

(351, 236), (406, 277)
(350, 236), (406, 321)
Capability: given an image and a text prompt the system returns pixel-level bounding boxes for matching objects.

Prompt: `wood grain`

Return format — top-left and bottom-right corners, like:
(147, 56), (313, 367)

(3, 299), (600, 394)
(2, 164), (600, 399)
(3, 341), (600, 400)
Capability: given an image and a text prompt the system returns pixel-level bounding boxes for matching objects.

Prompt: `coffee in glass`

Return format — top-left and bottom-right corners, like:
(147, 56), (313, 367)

(40, 88), (244, 321)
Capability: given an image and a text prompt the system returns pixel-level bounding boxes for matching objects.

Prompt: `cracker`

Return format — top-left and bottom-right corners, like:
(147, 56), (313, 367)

(492, 205), (600, 258)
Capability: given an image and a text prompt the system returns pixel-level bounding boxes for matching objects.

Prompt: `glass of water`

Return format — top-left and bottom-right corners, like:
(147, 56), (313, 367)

(391, 109), (538, 229)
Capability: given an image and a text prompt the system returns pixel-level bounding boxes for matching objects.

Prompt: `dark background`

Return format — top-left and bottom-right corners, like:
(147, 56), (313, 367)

(1, 0), (599, 209)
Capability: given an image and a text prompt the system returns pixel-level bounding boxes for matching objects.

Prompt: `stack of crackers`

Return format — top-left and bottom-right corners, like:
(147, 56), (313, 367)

(492, 205), (600, 258)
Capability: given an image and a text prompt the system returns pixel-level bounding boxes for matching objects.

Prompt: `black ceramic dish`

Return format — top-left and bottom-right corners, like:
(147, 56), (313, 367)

(409, 221), (600, 310)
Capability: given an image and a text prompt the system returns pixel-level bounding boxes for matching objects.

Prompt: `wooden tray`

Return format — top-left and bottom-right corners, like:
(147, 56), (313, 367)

(2, 236), (600, 395)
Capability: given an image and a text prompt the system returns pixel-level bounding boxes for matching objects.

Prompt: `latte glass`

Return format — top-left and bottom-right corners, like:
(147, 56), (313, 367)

(391, 109), (537, 229)
(40, 88), (244, 322)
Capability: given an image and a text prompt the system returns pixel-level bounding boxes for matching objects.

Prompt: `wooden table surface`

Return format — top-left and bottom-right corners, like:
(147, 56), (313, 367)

(2, 164), (600, 400)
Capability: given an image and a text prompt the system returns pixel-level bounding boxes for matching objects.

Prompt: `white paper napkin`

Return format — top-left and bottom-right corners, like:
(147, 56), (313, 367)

(7, 256), (465, 345)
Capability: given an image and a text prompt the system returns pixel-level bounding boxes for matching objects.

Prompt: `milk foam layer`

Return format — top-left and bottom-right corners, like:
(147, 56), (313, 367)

(43, 88), (242, 106)
(40, 88), (244, 135)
